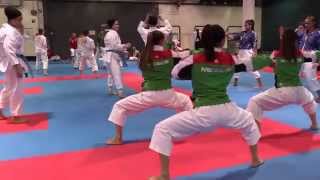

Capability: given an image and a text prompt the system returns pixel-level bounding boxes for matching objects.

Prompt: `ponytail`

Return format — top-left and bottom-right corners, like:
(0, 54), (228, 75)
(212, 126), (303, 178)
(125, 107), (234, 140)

(281, 28), (298, 61)
(139, 30), (165, 70)
(201, 24), (226, 61)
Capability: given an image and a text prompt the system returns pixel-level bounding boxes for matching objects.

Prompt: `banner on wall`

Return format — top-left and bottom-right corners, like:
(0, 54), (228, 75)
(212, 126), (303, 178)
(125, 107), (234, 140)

(0, 0), (22, 6)
(52, 0), (247, 5)
(57, 0), (200, 3)
(24, 28), (34, 38)
(89, 30), (96, 36)
(242, 0), (255, 27)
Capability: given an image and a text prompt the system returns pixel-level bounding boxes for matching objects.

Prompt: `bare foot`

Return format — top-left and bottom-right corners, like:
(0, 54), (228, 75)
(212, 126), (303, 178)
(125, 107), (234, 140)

(256, 78), (263, 89)
(93, 71), (98, 78)
(149, 175), (170, 180)
(106, 137), (123, 145)
(251, 159), (264, 168)
(0, 111), (7, 120)
(0, 114), (7, 120)
(255, 120), (262, 132)
(9, 116), (28, 124)
(117, 95), (126, 99)
(43, 70), (48, 76)
(107, 88), (116, 96)
(310, 125), (319, 131)
(257, 83), (263, 89)
(117, 92), (126, 99)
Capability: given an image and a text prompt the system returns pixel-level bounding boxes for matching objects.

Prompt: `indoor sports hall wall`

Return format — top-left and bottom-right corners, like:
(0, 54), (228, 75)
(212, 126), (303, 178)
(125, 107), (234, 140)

(44, 1), (154, 57)
(0, 0), (44, 56)
(159, 4), (262, 49)
(261, 0), (320, 51)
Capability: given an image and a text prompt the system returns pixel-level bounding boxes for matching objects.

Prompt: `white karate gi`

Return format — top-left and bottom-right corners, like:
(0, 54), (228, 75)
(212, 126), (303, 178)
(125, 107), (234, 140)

(0, 23), (27, 116)
(149, 53), (261, 156)
(300, 50), (320, 98)
(108, 89), (193, 127)
(247, 86), (317, 121)
(233, 49), (261, 79)
(137, 19), (172, 45)
(246, 51), (317, 121)
(34, 34), (48, 70)
(108, 45), (193, 127)
(104, 29), (126, 90)
(79, 36), (98, 72)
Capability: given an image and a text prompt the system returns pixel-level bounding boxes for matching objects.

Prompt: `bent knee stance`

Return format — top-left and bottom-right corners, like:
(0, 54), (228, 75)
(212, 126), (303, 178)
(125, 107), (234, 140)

(108, 102), (128, 127)
(178, 93), (194, 112)
(240, 113), (261, 146)
(247, 98), (263, 121)
(149, 122), (174, 156)
(303, 100), (317, 115)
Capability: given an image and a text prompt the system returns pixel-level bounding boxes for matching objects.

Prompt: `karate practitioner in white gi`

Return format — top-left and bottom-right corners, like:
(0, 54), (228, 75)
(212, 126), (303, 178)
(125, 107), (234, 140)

(78, 30), (98, 75)
(104, 19), (131, 98)
(0, 7), (29, 123)
(34, 29), (48, 76)
(137, 14), (172, 45)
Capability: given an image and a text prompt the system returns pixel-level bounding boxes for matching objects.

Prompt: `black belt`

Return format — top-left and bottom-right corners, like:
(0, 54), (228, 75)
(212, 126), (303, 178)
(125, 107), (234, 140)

(304, 57), (313, 62)
(16, 54), (34, 78)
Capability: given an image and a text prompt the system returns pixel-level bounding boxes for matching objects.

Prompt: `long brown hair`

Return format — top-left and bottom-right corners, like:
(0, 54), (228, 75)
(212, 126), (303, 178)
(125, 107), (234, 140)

(201, 24), (226, 61)
(280, 28), (298, 61)
(245, 19), (255, 31)
(305, 16), (317, 27)
(139, 30), (165, 70)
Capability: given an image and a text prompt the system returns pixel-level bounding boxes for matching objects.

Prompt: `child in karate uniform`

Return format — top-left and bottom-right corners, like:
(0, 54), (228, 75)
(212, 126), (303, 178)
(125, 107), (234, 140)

(107, 30), (193, 145)
(78, 30), (98, 75)
(34, 29), (49, 76)
(104, 19), (131, 98)
(149, 25), (263, 180)
(230, 19), (263, 88)
(246, 28), (318, 130)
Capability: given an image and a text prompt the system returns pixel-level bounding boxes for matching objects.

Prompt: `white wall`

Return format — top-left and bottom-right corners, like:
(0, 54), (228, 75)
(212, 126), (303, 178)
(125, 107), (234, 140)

(159, 4), (262, 49)
(0, 0), (44, 56)
(0, 2), (262, 55)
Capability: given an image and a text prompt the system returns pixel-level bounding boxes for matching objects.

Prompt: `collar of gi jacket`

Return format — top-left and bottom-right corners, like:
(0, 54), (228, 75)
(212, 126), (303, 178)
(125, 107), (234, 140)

(214, 47), (223, 52)
(2, 23), (20, 35)
(153, 45), (164, 51)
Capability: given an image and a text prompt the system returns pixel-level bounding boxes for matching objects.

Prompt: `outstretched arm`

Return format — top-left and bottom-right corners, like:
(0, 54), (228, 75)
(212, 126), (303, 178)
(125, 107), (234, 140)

(171, 55), (193, 80)
(158, 17), (173, 35)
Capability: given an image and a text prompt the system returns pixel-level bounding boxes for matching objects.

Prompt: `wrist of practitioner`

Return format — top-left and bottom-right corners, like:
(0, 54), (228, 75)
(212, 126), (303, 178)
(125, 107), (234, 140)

(124, 43), (131, 49)
(13, 64), (24, 77)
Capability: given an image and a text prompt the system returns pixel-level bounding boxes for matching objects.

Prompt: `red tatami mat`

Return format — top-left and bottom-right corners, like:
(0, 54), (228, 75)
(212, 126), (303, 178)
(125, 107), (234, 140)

(0, 119), (319, 180)
(0, 112), (48, 134)
(261, 67), (274, 73)
(0, 73), (108, 84)
(23, 86), (43, 95)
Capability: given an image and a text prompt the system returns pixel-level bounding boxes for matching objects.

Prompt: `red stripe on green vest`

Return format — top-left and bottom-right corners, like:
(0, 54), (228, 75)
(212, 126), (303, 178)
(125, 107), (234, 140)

(151, 50), (172, 61)
(193, 52), (235, 65)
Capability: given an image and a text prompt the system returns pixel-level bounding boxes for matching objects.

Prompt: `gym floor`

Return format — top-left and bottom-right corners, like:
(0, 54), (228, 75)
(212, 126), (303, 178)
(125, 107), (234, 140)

(0, 61), (319, 180)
